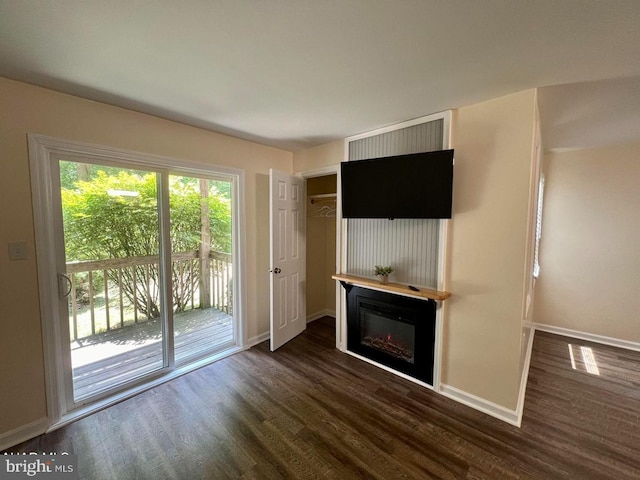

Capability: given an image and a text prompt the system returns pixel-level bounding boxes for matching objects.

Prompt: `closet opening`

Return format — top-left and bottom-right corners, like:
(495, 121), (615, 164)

(305, 174), (337, 324)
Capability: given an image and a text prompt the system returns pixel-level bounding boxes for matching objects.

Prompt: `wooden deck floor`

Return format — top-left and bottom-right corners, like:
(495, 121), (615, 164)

(72, 308), (234, 399)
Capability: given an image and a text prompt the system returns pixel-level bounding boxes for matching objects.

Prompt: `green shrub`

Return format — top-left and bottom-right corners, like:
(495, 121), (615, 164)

(61, 166), (231, 318)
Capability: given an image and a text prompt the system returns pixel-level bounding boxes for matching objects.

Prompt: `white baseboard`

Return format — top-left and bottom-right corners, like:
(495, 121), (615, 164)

(247, 331), (270, 347)
(0, 417), (49, 452)
(438, 328), (534, 429)
(307, 309), (336, 323)
(345, 349), (523, 427)
(439, 384), (520, 427)
(534, 323), (640, 352)
(514, 327), (536, 427)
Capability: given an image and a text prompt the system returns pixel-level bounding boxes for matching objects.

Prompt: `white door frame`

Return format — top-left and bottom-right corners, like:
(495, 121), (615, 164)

(28, 134), (247, 428)
(295, 165), (342, 350)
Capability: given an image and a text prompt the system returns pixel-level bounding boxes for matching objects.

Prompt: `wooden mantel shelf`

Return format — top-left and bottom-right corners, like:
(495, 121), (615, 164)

(332, 274), (451, 301)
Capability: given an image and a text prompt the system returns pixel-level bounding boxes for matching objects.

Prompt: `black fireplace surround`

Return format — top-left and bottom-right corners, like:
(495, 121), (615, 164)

(343, 285), (436, 385)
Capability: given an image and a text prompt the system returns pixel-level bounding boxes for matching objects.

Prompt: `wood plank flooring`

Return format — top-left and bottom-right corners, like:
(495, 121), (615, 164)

(6, 318), (640, 479)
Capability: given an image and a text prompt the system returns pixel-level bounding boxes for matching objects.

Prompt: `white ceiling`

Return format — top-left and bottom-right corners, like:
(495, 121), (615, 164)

(1, 0), (639, 152)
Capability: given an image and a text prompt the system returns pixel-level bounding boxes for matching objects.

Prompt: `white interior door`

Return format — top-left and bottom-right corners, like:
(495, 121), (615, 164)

(269, 169), (306, 351)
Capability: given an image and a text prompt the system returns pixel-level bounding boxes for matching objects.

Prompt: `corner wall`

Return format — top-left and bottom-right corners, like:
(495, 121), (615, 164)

(0, 77), (292, 443)
(534, 142), (640, 343)
(445, 89), (537, 411)
(293, 140), (343, 173)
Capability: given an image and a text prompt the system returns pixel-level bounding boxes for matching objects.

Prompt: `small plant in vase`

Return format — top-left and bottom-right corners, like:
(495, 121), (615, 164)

(374, 265), (393, 285)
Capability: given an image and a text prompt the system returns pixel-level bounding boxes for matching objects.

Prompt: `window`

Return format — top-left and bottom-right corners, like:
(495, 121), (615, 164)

(533, 174), (545, 278)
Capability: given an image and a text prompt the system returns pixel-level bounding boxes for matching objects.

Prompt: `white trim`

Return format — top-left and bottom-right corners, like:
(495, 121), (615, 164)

(432, 118), (451, 392)
(345, 110), (452, 144)
(247, 331), (270, 347)
(434, 322), (560, 430)
(48, 346), (245, 432)
(439, 384), (520, 427)
(28, 134), (245, 178)
(431, 303), (444, 393)
(0, 417), (50, 452)
(306, 309), (335, 323)
(295, 164), (338, 178)
(534, 323), (640, 352)
(345, 350), (435, 391)
(28, 135), (67, 424)
(338, 164), (348, 351)
(233, 170), (247, 349)
(438, 325), (534, 428)
(28, 133), (246, 424)
(515, 326), (536, 426)
(158, 172), (175, 371)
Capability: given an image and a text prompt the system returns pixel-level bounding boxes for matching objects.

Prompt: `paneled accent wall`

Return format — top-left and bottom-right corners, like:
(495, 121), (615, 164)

(347, 118), (445, 288)
(348, 120), (443, 161)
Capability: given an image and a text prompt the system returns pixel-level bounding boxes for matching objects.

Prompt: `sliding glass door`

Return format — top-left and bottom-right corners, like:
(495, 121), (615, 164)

(60, 160), (166, 401)
(168, 174), (235, 365)
(54, 158), (237, 406)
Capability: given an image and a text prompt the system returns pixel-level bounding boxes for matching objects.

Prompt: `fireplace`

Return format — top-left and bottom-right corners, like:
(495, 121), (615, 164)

(344, 285), (436, 385)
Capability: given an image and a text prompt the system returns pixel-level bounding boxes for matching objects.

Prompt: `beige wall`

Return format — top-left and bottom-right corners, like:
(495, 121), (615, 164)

(0, 77), (292, 438)
(446, 89), (537, 410)
(293, 139), (343, 173)
(534, 142), (640, 342)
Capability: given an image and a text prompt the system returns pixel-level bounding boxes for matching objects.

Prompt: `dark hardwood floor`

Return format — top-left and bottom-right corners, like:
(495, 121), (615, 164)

(6, 318), (640, 479)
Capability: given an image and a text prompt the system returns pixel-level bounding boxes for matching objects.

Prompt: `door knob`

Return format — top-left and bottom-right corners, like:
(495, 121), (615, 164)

(270, 267), (282, 274)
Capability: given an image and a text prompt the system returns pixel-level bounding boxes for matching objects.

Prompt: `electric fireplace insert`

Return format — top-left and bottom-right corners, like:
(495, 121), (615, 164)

(344, 285), (436, 385)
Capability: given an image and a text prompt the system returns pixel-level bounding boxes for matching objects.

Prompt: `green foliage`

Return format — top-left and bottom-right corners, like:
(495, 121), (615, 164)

(62, 170), (160, 261)
(168, 176), (232, 254)
(61, 163), (232, 318)
(59, 161), (129, 190)
(374, 265), (393, 276)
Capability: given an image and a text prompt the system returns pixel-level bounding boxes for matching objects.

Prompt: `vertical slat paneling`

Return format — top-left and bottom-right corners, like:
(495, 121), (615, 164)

(348, 119), (443, 161)
(347, 119), (443, 288)
(347, 218), (440, 287)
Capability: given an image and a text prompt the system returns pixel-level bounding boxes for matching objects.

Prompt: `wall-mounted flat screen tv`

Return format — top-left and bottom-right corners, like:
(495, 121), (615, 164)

(341, 149), (454, 219)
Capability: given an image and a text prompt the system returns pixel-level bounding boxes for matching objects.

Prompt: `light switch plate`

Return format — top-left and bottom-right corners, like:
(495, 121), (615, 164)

(8, 242), (28, 261)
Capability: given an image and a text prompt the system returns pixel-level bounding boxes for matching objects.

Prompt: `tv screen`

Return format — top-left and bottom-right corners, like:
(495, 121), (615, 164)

(341, 149), (454, 219)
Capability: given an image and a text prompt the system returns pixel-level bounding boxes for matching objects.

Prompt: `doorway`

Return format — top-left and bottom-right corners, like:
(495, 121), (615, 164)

(305, 174), (337, 323)
(29, 135), (244, 423)
(59, 160), (236, 402)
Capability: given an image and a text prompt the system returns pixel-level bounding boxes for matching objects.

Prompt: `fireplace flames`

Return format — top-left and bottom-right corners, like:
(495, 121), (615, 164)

(362, 334), (414, 363)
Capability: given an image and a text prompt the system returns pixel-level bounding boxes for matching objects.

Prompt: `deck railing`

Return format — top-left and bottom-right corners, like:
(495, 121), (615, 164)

(66, 250), (232, 341)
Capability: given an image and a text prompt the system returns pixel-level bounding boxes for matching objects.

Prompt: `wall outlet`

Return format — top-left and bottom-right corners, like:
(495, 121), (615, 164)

(8, 242), (28, 261)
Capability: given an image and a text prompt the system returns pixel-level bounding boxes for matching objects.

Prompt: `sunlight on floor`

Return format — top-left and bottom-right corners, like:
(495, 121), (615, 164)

(568, 343), (600, 375)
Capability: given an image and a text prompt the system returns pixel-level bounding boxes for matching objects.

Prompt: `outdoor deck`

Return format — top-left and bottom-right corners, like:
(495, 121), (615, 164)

(72, 308), (234, 400)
